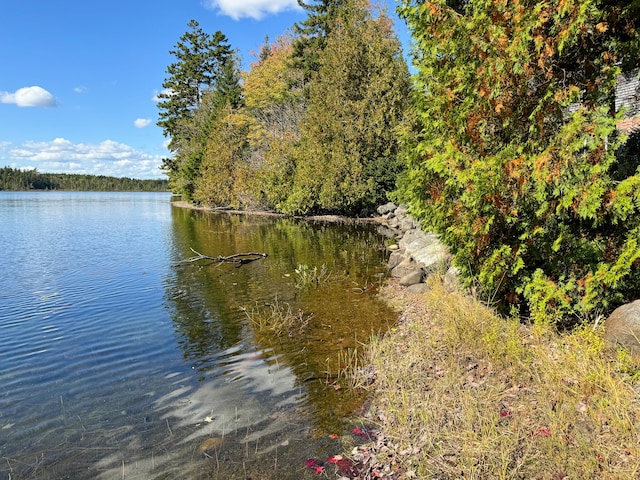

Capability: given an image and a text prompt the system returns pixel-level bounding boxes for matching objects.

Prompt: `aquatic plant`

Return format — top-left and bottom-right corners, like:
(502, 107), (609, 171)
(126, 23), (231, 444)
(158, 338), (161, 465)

(241, 297), (312, 337)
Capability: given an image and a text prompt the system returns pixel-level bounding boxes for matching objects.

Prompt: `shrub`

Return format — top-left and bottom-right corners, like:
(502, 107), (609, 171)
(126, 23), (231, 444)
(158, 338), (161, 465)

(398, 0), (640, 324)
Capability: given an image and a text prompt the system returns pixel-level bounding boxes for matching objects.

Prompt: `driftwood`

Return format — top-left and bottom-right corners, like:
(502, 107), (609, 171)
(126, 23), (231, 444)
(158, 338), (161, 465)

(176, 248), (268, 267)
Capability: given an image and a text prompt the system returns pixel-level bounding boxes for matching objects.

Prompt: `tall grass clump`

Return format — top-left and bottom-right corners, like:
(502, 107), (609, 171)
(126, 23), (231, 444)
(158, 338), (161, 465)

(293, 263), (332, 289)
(241, 297), (312, 337)
(362, 277), (640, 479)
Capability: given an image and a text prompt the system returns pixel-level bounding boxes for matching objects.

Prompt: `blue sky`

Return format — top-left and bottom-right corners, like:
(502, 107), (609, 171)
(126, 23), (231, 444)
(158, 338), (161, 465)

(0, 0), (411, 179)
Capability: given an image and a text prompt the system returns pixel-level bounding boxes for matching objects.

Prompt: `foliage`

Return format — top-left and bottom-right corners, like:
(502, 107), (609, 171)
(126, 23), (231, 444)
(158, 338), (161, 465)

(0, 167), (168, 191)
(157, 20), (233, 148)
(193, 102), (251, 207)
(159, 4), (410, 214)
(284, 0), (411, 215)
(242, 297), (312, 337)
(157, 20), (239, 201)
(292, 0), (345, 82)
(241, 36), (305, 210)
(398, 0), (640, 323)
(293, 263), (332, 288)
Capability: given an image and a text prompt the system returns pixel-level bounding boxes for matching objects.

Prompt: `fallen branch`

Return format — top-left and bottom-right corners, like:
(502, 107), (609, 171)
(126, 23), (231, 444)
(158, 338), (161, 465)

(176, 248), (268, 266)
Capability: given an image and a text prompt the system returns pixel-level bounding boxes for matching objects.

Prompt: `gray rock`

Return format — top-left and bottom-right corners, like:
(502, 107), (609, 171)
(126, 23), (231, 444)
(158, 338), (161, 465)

(399, 217), (415, 233)
(391, 257), (420, 279)
(399, 229), (449, 272)
(377, 226), (396, 238)
(443, 266), (461, 291)
(407, 283), (430, 294)
(387, 250), (405, 270)
(387, 216), (400, 229)
(604, 300), (640, 354)
(396, 205), (409, 217)
(377, 202), (397, 215)
(399, 270), (424, 286)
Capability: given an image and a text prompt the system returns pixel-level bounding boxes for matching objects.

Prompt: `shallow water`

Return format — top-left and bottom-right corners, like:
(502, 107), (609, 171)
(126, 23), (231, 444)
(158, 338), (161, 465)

(0, 192), (395, 479)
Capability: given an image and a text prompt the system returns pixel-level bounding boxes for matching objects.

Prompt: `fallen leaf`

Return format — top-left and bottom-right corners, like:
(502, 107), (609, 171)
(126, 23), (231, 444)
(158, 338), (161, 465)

(305, 458), (325, 474)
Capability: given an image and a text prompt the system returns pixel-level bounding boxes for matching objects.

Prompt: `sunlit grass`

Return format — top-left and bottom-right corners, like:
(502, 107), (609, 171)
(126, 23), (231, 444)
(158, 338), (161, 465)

(358, 277), (640, 479)
(293, 263), (332, 289)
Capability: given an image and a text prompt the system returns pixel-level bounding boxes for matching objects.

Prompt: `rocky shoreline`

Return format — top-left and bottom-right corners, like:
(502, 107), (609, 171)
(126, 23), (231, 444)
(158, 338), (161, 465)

(172, 198), (457, 293)
(375, 202), (457, 294)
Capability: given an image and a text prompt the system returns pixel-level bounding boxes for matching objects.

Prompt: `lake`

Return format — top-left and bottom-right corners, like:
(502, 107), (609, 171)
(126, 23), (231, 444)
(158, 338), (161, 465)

(0, 192), (396, 479)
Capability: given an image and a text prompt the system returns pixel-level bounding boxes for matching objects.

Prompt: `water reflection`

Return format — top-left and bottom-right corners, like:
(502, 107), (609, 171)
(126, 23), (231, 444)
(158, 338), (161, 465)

(0, 194), (396, 480)
(166, 207), (395, 436)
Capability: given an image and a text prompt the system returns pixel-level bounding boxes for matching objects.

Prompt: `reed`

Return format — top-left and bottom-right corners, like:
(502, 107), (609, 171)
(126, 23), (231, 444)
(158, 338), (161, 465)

(241, 297), (312, 337)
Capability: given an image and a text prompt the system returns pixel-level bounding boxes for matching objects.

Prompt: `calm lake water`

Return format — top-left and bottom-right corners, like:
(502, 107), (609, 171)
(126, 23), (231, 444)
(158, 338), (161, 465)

(0, 192), (395, 479)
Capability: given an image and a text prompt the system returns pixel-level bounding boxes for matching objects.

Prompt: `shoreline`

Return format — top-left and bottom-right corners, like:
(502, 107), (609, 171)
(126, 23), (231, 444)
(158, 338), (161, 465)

(170, 199), (385, 225)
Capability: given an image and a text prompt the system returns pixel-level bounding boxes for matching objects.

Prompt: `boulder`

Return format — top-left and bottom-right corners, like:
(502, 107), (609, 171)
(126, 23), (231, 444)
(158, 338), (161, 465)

(395, 205), (409, 217)
(399, 229), (449, 272)
(387, 250), (405, 271)
(387, 216), (400, 229)
(398, 217), (416, 233)
(377, 202), (397, 215)
(407, 283), (430, 294)
(604, 300), (640, 354)
(391, 257), (421, 279)
(399, 270), (424, 286)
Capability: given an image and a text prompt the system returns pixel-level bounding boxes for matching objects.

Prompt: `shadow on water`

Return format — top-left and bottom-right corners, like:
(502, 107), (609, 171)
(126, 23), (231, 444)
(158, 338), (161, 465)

(160, 207), (397, 477)
(0, 195), (397, 480)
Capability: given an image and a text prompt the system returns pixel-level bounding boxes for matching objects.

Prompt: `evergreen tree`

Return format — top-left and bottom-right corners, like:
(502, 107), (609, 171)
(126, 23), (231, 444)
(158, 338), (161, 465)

(398, 0), (640, 324)
(285, 0), (411, 214)
(157, 20), (238, 200)
(291, 0), (345, 82)
(157, 20), (233, 148)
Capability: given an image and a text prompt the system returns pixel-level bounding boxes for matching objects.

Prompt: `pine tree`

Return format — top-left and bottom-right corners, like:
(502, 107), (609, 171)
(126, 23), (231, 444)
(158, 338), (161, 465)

(157, 20), (233, 151)
(157, 20), (239, 200)
(291, 0), (345, 82)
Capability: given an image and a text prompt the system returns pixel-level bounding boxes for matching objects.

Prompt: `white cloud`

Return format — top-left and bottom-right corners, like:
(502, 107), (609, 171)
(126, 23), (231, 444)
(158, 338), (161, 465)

(134, 118), (152, 128)
(152, 88), (174, 102)
(0, 138), (166, 179)
(74, 86), (88, 94)
(203, 0), (300, 20)
(0, 86), (57, 107)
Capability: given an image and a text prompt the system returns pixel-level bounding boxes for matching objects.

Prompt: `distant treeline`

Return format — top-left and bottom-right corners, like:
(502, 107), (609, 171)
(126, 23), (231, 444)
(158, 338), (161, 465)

(0, 167), (169, 192)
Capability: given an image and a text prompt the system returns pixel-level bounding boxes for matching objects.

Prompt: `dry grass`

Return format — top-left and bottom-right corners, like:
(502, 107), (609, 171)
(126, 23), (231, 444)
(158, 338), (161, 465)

(355, 277), (640, 479)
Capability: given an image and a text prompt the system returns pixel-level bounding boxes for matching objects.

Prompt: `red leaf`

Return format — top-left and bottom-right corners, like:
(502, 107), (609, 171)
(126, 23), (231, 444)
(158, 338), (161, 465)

(539, 428), (551, 437)
(327, 455), (343, 463)
(329, 433), (339, 439)
(352, 426), (373, 439)
(336, 457), (356, 474)
(305, 458), (324, 470)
